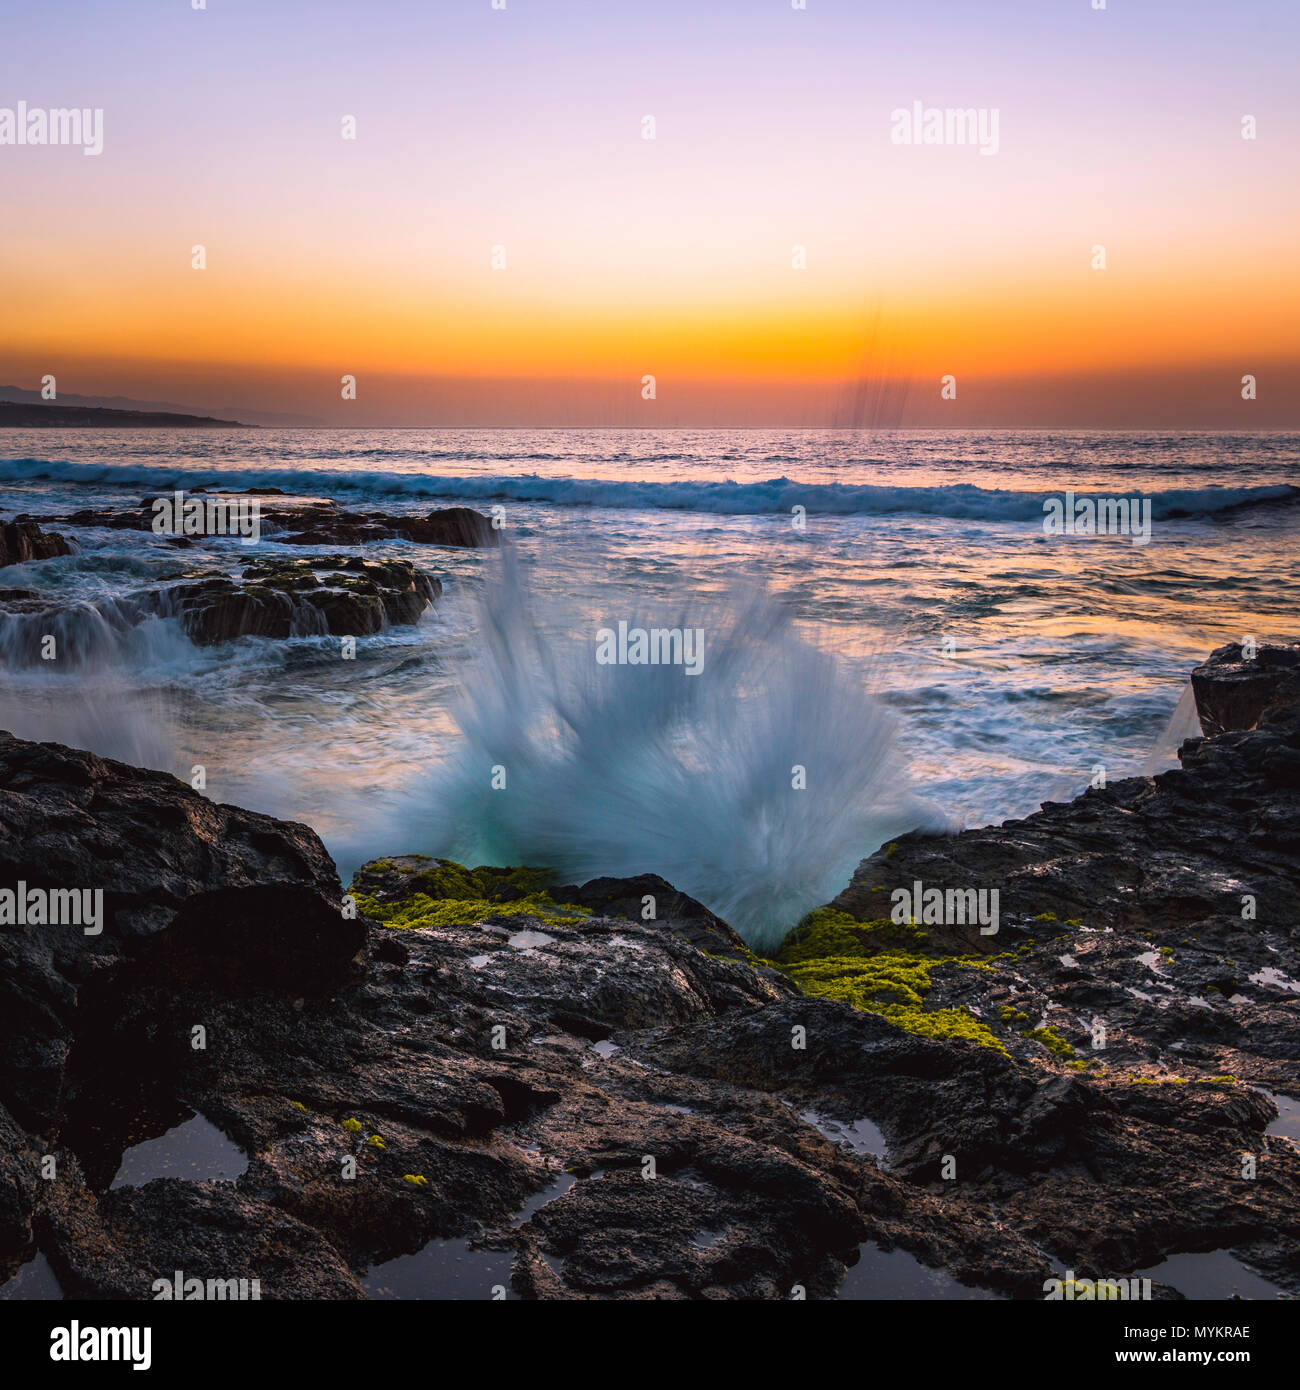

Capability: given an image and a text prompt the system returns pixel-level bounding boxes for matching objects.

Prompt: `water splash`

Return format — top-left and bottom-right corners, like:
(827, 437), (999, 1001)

(1141, 679), (1203, 775)
(424, 545), (928, 951)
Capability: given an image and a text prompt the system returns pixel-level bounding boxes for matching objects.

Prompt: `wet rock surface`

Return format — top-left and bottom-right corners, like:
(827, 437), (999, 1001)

(0, 520), (73, 569)
(48, 493), (497, 550)
(0, 645), (1297, 1300)
(0, 553), (439, 657)
(147, 554), (440, 643)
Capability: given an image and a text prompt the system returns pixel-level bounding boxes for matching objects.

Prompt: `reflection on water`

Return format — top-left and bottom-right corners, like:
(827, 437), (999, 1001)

(1264, 1091), (1300, 1144)
(362, 1239), (516, 1301)
(1134, 1249), (1285, 1300)
(838, 1242), (1000, 1300)
(111, 1112), (248, 1190)
(799, 1109), (887, 1160)
(0, 1250), (63, 1301)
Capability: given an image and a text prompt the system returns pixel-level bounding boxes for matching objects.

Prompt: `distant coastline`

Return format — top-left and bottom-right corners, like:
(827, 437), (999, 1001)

(0, 401), (252, 428)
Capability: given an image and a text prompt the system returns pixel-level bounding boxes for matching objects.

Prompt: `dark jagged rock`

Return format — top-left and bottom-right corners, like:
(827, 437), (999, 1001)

(0, 555), (439, 652)
(1192, 641), (1300, 738)
(386, 506), (496, 548)
(0, 520), (72, 568)
(832, 644), (1300, 944)
(41, 1177), (364, 1300)
(52, 494), (497, 550)
(0, 1102), (39, 1257)
(0, 646), (1298, 1301)
(154, 555), (439, 644)
(545, 873), (752, 960)
(0, 733), (356, 1141)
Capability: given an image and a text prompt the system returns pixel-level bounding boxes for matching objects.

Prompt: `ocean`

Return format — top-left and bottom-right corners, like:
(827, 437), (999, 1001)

(1, 427), (1297, 938)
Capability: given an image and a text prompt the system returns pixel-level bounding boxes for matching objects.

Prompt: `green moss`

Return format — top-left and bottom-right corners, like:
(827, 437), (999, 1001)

(999, 1005), (1030, 1025)
(356, 888), (590, 929)
(778, 907), (930, 963)
(1022, 1025), (1075, 1059)
(398, 861), (554, 900)
(1033, 912), (1057, 922)
(351, 860), (592, 930)
(883, 841), (899, 858)
(1210, 1074), (1236, 1083)
(773, 909), (1007, 1055)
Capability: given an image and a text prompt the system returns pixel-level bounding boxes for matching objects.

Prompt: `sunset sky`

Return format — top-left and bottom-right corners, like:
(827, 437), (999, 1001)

(2, 0), (1299, 425)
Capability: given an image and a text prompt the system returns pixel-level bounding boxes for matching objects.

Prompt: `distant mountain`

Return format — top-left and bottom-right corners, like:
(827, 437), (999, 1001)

(0, 400), (251, 428)
(0, 386), (321, 428)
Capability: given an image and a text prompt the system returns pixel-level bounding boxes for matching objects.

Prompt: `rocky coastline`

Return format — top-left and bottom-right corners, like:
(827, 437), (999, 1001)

(0, 643), (1297, 1300)
(0, 496), (495, 659)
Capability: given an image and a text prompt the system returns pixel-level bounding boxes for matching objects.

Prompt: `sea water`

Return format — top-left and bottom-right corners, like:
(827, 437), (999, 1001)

(1, 428), (1296, 945)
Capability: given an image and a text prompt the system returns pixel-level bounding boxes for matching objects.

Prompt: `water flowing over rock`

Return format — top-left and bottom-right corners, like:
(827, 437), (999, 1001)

(0, 555), (439, 665)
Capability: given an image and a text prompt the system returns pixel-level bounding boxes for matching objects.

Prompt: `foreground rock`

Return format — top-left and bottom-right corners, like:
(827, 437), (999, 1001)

(0, 644), (1297, 1300)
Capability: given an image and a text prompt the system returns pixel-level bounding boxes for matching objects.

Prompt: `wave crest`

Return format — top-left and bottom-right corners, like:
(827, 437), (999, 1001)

(3, 457), (1296, 521)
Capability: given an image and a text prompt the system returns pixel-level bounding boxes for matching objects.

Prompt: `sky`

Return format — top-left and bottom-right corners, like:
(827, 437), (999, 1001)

(2, 0), (1299, 426)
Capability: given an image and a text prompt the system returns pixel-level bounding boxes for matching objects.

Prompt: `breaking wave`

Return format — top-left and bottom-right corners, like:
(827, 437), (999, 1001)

(3, 457), (1296, 521)
(419, 544), (932, 950)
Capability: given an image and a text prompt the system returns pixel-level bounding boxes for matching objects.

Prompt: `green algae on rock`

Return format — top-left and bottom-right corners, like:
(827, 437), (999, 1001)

(771, 907), (1007, 1054)
(350, 856), (592, 929)
(1021, 1025), (1076, 1060)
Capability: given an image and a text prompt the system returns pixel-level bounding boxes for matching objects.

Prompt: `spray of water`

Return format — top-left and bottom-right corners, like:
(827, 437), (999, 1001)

(0, 600), (187, 772)
(425, 545), (931, 952)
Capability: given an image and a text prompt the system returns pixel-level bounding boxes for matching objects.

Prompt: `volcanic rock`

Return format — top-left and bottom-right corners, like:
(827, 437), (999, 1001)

(0, 521), (73, 568)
